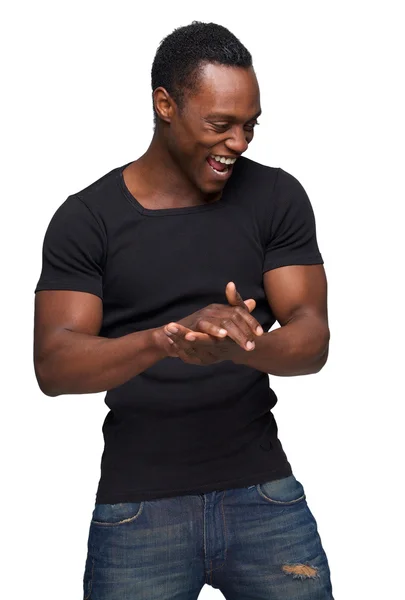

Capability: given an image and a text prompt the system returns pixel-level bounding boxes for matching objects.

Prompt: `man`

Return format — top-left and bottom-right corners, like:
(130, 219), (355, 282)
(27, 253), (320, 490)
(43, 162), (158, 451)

(34, 21), (334, 600)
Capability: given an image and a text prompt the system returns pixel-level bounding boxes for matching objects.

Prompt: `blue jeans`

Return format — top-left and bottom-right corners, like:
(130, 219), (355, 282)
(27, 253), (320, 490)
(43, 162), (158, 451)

(83, 474), (334, 599)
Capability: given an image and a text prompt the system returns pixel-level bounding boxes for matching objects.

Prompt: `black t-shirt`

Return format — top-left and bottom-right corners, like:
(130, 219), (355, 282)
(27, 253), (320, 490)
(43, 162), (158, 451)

(34, 156), (324, 503)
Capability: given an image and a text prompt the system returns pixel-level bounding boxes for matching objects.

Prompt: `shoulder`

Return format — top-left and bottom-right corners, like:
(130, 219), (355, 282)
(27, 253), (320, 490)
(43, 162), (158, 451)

(230, 157), (308, 214)
(54, 161), (135, 241)
(234, 156), (279, 187)
(235, 157), (307, 193)
(69, 161), (132, 221)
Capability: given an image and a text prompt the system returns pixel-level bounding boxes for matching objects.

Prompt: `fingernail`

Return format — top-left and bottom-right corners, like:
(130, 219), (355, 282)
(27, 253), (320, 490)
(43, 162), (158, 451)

(167, 324), (178, 333)
(186, 334), (196, 341)
(246, 341), (255, 350)
(256, 326), (263, 335)
(219, 328), (227, 335)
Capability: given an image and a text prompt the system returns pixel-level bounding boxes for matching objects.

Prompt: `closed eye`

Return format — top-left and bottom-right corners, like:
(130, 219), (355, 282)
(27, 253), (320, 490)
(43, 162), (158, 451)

(211, 123), (230, 131)
(245, 120), (260, 131)
(210, 120), (260, 132)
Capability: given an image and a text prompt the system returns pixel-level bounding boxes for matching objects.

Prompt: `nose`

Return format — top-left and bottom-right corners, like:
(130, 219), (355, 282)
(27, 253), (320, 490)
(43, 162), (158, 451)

(225, 126), (250, 155)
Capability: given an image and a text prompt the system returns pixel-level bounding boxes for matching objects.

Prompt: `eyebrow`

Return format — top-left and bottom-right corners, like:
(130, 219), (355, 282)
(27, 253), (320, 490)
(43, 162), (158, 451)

(205, 109), (262, 121)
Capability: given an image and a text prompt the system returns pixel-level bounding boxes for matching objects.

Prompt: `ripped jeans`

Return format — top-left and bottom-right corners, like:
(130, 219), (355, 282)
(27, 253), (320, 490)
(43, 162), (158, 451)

(83, 473), (334, 599)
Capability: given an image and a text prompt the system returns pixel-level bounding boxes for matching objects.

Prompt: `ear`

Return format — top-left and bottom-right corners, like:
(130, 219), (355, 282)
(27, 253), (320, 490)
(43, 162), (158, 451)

(153, 87), (175, 124)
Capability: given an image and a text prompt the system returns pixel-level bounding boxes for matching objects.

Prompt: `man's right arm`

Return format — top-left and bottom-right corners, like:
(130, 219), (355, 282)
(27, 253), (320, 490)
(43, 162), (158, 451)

(34, 290), (173, 396)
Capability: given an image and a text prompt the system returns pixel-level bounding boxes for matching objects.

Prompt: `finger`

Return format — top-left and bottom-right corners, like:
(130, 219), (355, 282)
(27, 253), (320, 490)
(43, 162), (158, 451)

(164, 322), (211, 343)
(232, 282), (246, 306)
(225, 281), (246, 308)
(224, 292), (263, 335)
(174, 343), (201, 364)
(164, 330), (211, 365)
(226, 283), (256, 315)
(220, 303), (265, 349)
(164, 330), (199, 361)
(219, 316), (257, 351)
(194, 318), (228, 339)
(235, 305), (263, 336)
(226, 283), (260, 330)
(243, 298), (256, 313)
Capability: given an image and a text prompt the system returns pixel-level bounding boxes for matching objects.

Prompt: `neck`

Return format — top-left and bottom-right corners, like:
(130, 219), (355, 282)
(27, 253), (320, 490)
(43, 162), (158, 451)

(132, 130), (221, 205)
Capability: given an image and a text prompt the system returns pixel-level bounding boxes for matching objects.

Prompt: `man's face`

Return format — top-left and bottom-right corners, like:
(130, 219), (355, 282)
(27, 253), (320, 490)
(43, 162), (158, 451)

(165, 63), (261, 195)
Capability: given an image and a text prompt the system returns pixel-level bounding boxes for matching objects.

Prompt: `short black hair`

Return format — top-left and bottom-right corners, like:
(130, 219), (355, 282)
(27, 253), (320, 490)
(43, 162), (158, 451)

(151, 21), (252, 126)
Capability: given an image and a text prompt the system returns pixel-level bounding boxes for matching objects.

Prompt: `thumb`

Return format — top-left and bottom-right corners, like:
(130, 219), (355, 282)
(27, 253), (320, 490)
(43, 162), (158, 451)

(225, 282), (256, 312)
(225, 281), (239, 306)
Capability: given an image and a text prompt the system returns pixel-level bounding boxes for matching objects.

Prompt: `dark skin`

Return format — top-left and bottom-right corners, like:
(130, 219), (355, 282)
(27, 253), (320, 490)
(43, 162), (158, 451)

(163, 282), (260, 364)
(34, 62), (329, 397)
(122, 62), (261, 207)
(165, 268), (329, 376)
(149, 62), (329, 373)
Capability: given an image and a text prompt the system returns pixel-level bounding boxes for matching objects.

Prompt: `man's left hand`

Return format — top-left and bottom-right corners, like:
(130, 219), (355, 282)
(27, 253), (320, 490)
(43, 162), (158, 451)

(164, 281), (262, 365)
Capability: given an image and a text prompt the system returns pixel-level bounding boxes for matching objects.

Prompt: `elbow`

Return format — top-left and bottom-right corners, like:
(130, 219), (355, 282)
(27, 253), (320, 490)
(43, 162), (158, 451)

(34, 359), (61, 397)
(34, 333), (67, 396)
(41, 385), (60, 397)
(312, 337), (330, 373)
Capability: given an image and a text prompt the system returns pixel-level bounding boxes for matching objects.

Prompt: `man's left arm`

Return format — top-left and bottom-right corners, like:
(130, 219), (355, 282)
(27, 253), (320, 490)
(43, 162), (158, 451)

(231, 264), (330, 376)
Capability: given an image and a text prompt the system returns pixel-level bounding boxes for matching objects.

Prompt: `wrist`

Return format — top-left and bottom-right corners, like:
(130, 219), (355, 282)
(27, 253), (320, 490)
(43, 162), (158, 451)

(150, 327), (173, 359)
(229, 343), (245, 364)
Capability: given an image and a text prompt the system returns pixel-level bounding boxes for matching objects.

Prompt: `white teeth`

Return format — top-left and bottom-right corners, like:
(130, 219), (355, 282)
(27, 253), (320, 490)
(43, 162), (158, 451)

(211, 154), (237, 165)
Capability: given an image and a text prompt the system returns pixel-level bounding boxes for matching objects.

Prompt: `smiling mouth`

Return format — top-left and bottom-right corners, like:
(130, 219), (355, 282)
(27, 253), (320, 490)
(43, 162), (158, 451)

(206, 154), (237, 175)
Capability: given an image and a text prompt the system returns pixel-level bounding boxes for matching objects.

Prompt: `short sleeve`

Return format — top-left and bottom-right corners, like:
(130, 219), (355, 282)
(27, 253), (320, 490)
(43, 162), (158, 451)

(34, 194), (106, 299)
(262, 168), (324, 273)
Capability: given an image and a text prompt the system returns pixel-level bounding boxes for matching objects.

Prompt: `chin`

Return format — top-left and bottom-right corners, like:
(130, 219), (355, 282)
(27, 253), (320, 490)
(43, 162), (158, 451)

(197, 177), (226, 195)
(202, 185), (224, 198)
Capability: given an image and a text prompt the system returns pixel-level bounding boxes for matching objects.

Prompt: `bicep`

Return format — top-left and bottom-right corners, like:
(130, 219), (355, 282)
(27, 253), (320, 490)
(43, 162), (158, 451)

(34, 194), (106, 363)
(34, 290), (103, 363)
(263, 264), (329, 328)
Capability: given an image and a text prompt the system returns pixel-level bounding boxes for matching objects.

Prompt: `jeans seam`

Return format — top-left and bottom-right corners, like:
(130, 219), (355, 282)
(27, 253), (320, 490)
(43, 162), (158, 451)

(209, 490), (228, 573)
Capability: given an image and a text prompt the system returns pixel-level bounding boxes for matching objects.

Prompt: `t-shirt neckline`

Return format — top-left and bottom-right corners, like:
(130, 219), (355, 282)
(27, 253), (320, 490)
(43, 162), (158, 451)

(116, 160), (235, 216)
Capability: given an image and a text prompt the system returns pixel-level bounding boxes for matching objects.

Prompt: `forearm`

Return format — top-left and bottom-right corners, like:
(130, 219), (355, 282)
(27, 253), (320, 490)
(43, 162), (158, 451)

(231, 315), (330, 376)
(35, 327), (171, 396)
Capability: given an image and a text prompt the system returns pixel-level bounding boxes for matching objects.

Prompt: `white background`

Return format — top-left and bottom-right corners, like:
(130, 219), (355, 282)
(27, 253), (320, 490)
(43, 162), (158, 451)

(1, 1), (404, 598)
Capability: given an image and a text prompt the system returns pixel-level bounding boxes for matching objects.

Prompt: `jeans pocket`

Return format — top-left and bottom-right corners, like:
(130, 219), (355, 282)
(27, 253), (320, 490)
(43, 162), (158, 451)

(256, 474), (306, 505)
(91, 501), (144, 526)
